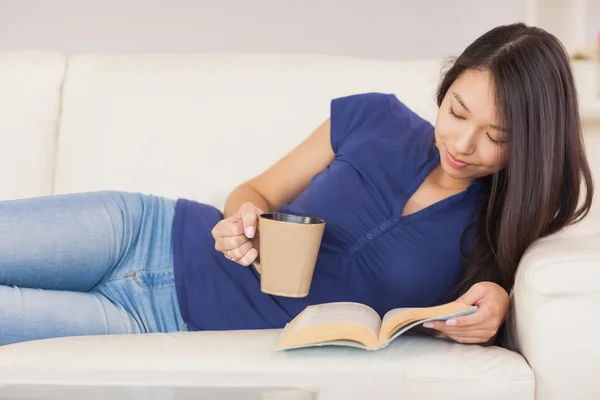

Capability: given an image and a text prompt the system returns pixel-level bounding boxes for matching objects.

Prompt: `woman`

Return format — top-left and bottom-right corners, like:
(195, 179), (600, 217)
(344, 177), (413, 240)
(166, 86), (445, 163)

(0, 23), (593, 347)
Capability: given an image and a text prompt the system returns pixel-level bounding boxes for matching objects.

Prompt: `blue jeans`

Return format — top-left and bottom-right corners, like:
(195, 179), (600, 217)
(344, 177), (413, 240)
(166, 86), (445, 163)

(0, 191), (184, 346)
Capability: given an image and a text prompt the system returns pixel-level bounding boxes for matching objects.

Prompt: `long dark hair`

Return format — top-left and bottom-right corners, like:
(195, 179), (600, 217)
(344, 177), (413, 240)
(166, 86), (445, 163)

(438, 23), (594, 298)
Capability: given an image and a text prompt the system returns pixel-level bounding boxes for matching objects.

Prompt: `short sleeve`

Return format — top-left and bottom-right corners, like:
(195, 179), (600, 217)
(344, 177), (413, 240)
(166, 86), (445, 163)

(330, 92), (393, 153)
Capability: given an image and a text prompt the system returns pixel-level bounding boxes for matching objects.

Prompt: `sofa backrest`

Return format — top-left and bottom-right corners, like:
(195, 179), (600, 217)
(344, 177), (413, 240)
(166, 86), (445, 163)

(51, 54), (444, 208)
(0, 52), (65, 200)
(0, 51), (597, 236)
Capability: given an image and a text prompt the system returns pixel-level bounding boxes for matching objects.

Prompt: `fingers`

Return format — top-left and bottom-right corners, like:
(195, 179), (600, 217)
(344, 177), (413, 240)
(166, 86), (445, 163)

(211, 202), (264, 267)
(226, 240), (254, 261)
(211, 216), (260, 266)
(239, 202), (263, 239)
(444, 332), (494, 344)
(214, 233), (248, 252)
(425, 312), (487, 330)
(237, 247), (258, 267)
(216, 235), (258, 266)
(211, 217), (244, 239)
(424, 315), (500, 333)
(214, 230), (258, 266)
(422, 316), (499, 344)
(422, 322), (495, 343)
(455, 282), (487, 306)
(434, 326), (495, 337)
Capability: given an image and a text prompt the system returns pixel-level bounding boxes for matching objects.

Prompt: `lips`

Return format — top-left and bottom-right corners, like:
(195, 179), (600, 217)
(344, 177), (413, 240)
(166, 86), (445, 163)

(446, 151), (469, 169)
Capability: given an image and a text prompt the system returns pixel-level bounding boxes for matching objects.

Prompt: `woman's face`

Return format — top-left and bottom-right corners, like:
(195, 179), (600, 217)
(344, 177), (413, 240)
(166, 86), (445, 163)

(434, 69), (509, 182)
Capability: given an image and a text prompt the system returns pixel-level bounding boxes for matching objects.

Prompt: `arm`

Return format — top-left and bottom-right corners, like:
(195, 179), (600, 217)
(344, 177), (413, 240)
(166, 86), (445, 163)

(223, 118), (335, 218)
(212, 119), (335, 266)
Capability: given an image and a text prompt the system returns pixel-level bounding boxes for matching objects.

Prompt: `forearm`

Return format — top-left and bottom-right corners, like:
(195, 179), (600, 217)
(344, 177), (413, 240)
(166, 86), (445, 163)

(223, 183), (272, 219)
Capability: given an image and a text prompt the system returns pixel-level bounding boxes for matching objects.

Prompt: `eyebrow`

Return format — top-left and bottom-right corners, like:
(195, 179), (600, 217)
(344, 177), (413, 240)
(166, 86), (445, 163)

(452, 92), (507, 132)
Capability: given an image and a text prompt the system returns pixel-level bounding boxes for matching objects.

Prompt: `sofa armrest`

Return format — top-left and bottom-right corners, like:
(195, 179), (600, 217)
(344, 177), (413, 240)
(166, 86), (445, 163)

(502, 231), (600, 400)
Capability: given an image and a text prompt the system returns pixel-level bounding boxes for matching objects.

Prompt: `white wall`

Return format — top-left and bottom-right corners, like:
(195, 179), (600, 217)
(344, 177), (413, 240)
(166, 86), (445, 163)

(0, 0), (526, 61)
(585, 0), (600, 48)
(531, 0), (599, 54)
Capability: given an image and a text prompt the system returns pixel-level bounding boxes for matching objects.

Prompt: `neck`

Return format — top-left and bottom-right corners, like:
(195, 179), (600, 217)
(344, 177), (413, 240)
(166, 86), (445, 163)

(430, 165), (472, 192)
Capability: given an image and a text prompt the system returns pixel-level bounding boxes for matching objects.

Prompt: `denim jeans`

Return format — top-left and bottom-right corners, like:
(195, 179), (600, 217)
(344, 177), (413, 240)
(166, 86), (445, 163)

(0, 191), (184, 346)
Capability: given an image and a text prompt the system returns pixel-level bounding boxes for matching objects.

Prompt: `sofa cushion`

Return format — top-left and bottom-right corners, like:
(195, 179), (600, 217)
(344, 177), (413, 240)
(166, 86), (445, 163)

(52, 54), (443, 209)
(0, 330), (534, 399)
(0, 52), (65, 200)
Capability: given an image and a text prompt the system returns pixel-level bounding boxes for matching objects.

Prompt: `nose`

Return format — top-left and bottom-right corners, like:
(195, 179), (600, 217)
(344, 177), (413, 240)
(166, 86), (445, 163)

(453, 128), (476, 156)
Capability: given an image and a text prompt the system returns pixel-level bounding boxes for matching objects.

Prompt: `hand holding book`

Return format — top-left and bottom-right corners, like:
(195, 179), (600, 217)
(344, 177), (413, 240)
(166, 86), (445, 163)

(419, 282), (509, 345)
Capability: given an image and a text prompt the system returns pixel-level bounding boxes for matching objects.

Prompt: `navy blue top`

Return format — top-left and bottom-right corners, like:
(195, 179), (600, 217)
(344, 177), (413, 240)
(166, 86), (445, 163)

(171, 93), (484, 331)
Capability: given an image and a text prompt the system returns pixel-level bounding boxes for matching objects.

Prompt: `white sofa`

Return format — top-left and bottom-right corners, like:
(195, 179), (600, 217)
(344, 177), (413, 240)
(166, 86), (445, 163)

(0, 51), (599, 400)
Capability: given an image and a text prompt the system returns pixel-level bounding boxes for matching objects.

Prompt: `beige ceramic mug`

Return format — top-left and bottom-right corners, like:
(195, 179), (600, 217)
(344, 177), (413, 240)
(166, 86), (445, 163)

(251, 212), (325, 298)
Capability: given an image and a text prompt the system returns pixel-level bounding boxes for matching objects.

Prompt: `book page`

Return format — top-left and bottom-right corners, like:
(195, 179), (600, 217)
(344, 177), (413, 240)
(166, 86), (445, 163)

(379, 302), (477, 342)
(294, 302), (382, 337)
(380, 307), (415, 329)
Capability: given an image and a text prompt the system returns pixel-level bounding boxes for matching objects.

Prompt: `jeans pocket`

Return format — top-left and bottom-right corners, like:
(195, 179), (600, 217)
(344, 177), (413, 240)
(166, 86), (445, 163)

(131, 268), (176, 291)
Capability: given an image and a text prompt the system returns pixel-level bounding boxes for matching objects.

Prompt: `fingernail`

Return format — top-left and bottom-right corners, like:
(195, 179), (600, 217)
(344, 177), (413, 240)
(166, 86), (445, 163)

(446, 319), (457, 326)
(423, 322), (434, 328)
(245, 226), (255, 238)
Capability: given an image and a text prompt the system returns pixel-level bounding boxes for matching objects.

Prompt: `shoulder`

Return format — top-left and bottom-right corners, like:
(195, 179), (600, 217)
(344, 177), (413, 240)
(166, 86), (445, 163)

(331, 92), (428, 124)
(330, 92), (433, 153)
(330, 92), (393, 132)
(332, 92), (394, 111)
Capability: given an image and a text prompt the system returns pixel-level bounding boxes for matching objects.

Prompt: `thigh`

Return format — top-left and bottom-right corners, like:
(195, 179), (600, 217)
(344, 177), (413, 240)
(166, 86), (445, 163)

(0, 284), (140, 346)
(92, 195), (184, 333)
(93, 266), (184, 334)
(0, 191), (169, 292)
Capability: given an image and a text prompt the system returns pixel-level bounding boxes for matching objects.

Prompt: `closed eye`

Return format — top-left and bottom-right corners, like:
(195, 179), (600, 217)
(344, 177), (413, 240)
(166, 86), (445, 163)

(449, 107), (465, 120)
(450, 105), (507, 144)
(486, 133), (507, 145)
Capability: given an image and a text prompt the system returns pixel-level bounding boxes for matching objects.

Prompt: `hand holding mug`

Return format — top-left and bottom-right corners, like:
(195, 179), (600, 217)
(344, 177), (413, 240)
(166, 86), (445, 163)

(211, 202), (263, 266)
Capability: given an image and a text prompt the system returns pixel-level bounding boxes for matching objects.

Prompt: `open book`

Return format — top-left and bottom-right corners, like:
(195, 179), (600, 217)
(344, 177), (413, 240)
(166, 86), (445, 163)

(275, 301), (477, 351)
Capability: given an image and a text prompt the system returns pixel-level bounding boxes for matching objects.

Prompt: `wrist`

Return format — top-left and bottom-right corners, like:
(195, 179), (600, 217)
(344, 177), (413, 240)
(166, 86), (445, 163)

(223, 184), (271, 219)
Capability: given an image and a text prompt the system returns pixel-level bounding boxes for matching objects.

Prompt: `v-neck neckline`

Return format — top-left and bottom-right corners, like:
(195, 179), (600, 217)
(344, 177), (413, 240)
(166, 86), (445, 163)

(395, 146), (480, 223)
